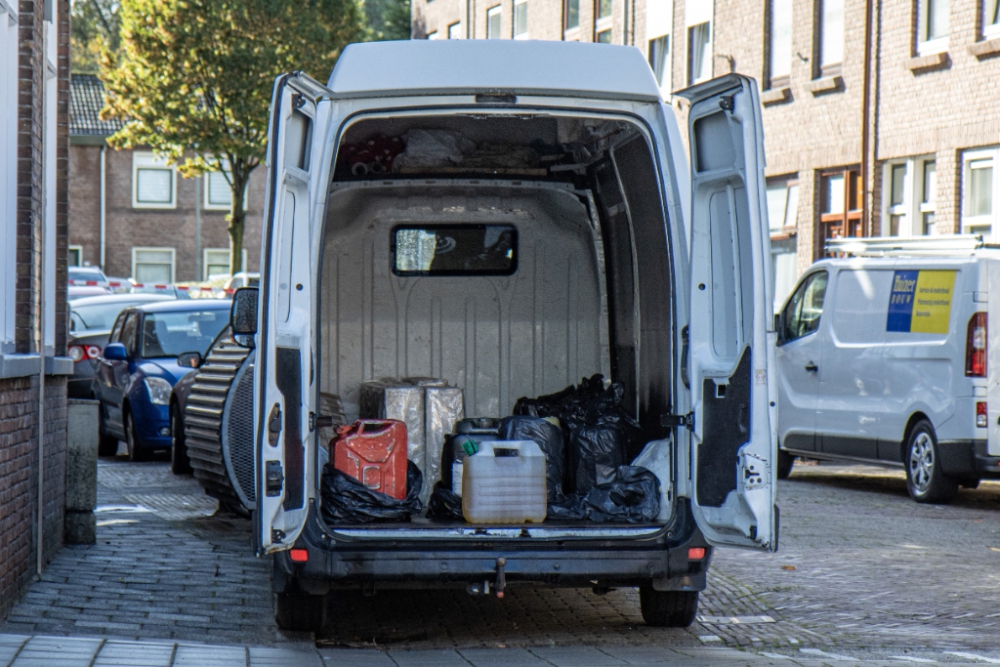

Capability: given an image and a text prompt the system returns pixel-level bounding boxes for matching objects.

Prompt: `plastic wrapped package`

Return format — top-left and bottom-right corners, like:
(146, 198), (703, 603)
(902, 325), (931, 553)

(547, 466), (659, 524)
(424, 386), (464, 505)
(358, 381), (426, 475)
(392, 129), (476, 171)
(570, 423), (626, 496)
(498, 416), (565, 503)
(321, 461), (423, 523)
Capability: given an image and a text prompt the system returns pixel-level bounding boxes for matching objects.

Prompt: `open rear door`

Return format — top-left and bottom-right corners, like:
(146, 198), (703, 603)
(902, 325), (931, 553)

(675, 75), (778, 551)
(255, 73), (330, 555)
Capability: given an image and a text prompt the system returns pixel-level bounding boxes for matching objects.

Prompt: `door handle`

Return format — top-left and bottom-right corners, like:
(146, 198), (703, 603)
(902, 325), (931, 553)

(805, 362), (818, 373)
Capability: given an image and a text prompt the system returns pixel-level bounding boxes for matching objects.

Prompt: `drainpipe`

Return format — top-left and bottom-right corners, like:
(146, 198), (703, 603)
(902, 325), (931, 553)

(195, 174), (202, 281)
(860, 0), (874, 236)
(99, 144), (106, 270)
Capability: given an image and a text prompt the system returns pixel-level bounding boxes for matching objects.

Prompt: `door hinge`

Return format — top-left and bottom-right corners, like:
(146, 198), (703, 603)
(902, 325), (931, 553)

(268, 404), (282, 446)
(271, 528), (286, 544)
(309, 412), (336, 432)
(266, 460), (284, 497)
(661, 412), (695, 430)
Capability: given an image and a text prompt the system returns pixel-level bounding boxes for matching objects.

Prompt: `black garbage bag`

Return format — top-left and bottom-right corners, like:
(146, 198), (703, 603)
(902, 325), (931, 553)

(547, 466), (659, 524)
(499, 416), (565, 503)
(321, 460), (423, 524)
(570, 423), (626, 495)
(427, 482), (464, 521)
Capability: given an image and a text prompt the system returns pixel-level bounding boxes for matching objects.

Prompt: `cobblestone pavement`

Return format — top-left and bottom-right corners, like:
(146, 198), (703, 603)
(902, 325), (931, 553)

(2, 458), (1000, 665)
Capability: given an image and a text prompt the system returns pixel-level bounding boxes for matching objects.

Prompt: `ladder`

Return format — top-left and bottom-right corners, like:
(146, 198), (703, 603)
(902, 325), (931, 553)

(825, 234), (1000, 258)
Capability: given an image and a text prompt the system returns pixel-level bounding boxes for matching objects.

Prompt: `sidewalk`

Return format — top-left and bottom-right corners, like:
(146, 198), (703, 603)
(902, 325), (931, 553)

(0, 634), (989, 667)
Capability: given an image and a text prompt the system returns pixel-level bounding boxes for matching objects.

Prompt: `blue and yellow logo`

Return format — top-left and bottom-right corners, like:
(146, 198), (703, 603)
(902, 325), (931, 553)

(886, 269), (956, 334)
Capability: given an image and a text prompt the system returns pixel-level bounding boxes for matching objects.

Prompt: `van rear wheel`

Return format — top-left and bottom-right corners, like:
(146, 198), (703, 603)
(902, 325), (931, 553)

(904, 420), (957, 504)
(274, 592), (327, 632)
(639, 586), (698, 627)
(776, 450), (795, 479)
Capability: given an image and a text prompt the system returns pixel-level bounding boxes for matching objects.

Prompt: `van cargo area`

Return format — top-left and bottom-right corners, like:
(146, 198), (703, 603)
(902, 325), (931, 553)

(315, 113), (677, 538)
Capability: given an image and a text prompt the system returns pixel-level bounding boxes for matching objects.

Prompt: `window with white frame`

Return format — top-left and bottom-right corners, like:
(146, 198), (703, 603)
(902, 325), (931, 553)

(647, 0), (673, 93)
(132, 248), (175, 284)
(766, 177), (800, 312)
(595, 0), (613, 42)
(881, 157), (936, 237)
(204, 170), (232, 210)
(132, 153), (177, 209)
(984, 0), (1000, 38)
(686, 0), (712, 84)
(448, 22), (463, 38)
(817, 0), (844, 76)
(203, 248), (248, 280)
(767, 178), (800, 234)
(918, 0), (949, 54)
(565, 0), (580, 32)
(514, 0), (529, 38)
(963, 149), (999, 239)
(68, 246), (83, 267)
(487, 6), (502, 38)
(768, 0), (793, 87)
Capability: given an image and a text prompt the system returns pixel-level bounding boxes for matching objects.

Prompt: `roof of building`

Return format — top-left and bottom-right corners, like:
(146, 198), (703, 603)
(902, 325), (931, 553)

(71, 74), (125, 137)
(328, 41), (663, 103)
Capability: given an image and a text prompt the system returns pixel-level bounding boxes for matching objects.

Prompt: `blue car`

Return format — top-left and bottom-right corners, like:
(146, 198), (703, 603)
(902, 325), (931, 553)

(94, 299), (232, 460)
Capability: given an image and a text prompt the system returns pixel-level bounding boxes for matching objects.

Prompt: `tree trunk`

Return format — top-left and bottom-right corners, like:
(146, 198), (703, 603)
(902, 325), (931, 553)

(228, 172), (247, 275)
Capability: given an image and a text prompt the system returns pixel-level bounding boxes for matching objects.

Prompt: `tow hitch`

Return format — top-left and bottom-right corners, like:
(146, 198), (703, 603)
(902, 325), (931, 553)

(466, 557), (507, 599)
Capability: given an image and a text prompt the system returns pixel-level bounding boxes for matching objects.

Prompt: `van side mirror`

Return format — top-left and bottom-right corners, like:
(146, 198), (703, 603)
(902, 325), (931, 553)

(177, 351), (202, 368)
(104, 343), (128, 361)
(230, 287), (258, 348)
(774, 313), (784, 344)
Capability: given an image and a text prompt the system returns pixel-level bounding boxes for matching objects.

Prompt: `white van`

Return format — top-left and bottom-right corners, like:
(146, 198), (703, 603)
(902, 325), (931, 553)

(775, 236), (1000, 502)
(229, 40), (778, 632)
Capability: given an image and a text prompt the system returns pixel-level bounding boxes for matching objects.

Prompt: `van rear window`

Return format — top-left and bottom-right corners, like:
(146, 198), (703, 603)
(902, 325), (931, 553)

(392, 225), (517, 276)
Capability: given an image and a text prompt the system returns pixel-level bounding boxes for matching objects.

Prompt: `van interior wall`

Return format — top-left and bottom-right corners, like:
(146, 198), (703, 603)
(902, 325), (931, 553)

(591, 134), (673, 452)
(318, 183), (611, 420)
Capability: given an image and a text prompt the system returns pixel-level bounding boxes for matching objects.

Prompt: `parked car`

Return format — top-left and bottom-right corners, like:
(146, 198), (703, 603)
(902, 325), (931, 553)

(130, 284), (194, 299)
(68, 293), (176, 398)
(94, 299), (231, 459)
(223, 272), (260, 291)
(775, 236), (1000, 503)
(68, 265), (109, 289)
(230, 42), (777, 633)
(69, 285), (111, 300)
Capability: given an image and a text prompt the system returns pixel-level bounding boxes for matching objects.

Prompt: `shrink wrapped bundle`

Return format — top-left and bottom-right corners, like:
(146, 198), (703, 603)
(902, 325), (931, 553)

(358, 381), (426, 474)
(423, 385), (465, 505)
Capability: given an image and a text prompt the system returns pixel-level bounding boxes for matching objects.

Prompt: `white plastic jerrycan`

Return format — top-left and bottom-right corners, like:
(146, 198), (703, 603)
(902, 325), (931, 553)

(462, 440), (547, 524)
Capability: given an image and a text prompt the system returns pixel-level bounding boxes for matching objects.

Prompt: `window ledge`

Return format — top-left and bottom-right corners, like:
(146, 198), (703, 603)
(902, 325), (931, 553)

(806, 75), (843, 96)
(968, 37), (1000, 59)
(905, 51), (950, 73)
(761, 87), (791, 106)
(0, 354), (74, 379)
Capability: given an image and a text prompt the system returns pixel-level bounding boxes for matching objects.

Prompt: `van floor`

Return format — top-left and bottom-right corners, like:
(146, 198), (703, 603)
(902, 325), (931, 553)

(325, 516), (664, 531)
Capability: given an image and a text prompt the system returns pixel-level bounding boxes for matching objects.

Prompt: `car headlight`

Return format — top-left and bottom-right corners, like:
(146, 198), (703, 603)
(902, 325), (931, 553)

(144, 377), (172, 405)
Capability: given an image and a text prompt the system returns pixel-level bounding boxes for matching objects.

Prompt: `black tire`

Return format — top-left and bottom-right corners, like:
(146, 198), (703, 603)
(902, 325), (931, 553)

(776, 449), (795, 480)
(170, 403), (193, 475)
(98, 429), (120, 457)
(274, 592), (327, 632)
(904, 420), (957, 504)
(639, 586), (699, 627)
(124, 409), (151, 463)
(960, 478), (981, 490)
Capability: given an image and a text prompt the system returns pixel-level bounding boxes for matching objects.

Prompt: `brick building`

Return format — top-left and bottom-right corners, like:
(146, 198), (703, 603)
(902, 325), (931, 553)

(69, 75), (266, 283)
(0, 0), (73, 619)
(411, 0), (1000, 307)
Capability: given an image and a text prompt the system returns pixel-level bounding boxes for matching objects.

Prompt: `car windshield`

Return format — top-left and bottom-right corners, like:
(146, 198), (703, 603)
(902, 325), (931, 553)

(140, 309), (229, 358)
(69, 267), (107, 283)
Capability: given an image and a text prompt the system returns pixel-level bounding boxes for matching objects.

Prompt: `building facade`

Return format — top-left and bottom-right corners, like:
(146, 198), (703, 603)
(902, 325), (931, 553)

(0, 0), (73, 619)
(410, 0), (1000, 308)
(69, 75), (266, 283)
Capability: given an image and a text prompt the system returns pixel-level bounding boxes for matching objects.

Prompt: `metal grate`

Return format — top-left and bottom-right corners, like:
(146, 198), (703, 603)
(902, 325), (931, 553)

(223, 352), (256, 507)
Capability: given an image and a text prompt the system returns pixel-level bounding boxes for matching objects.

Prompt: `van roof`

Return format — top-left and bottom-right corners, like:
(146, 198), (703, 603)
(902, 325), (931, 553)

(327, 41), (663, 103)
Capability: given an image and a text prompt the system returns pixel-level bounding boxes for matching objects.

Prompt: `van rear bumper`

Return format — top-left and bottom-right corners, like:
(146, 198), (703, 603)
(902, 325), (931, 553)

(275, 503), (711, 595)
(938, 440), (1000, 478)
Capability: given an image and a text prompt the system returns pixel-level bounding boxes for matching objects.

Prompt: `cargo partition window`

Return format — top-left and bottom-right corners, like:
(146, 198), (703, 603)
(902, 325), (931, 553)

(392, 225), (517, 276)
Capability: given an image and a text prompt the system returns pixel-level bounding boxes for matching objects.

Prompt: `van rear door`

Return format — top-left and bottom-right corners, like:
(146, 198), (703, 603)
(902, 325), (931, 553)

(254, 73), (330, 555)
(675, 75), (778, 551)
(987, 261), (1000, 458)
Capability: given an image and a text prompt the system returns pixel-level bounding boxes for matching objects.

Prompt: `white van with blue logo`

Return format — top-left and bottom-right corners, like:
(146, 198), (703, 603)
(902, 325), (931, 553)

(775, 236), (1000, 502)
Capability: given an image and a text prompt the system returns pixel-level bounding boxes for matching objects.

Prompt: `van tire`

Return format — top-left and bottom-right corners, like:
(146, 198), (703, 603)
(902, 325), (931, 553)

(904, 420), (957, 504)
(170, 403), (192, 475)
(274, 592), (327, 632)
(960, 478), (981, 490)
(639, 587), (698, 627)
(776, 450), (795, 479)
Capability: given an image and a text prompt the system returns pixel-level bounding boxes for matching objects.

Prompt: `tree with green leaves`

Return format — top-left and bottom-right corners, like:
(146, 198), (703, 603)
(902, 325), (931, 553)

(101, 0), (366, 274)
(363, 0), (411, 41)
(71, 0), (121, 74)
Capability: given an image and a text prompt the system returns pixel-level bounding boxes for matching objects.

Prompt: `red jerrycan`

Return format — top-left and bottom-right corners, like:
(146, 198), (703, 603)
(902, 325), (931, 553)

(332, 419), (408, 500)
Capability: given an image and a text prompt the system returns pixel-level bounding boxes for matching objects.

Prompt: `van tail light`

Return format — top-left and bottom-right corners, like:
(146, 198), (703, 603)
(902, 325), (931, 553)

(289, 548), (309, 563)
(688, 547), (707, 561)
(966, 312), (987, 378)
(977, 402), (988, 428)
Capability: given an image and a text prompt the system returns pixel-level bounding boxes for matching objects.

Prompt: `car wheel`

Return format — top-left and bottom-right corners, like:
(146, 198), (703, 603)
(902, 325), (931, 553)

(170, 403), (193, 475)
(98, 429), (120, 457)
(638, 586), (698, 627)
(124, 409), (151, 463)
(776, 449), (795, 480)
(904, 420), (957, 504)
(274, 592), (327, 632)
(960, 478), (981, 489)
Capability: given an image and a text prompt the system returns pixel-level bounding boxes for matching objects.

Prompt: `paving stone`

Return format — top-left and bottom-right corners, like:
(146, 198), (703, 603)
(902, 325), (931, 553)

(318, 649), (398, 667)
(528, 646), (628, 666)
(387, 649), (471, 666)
